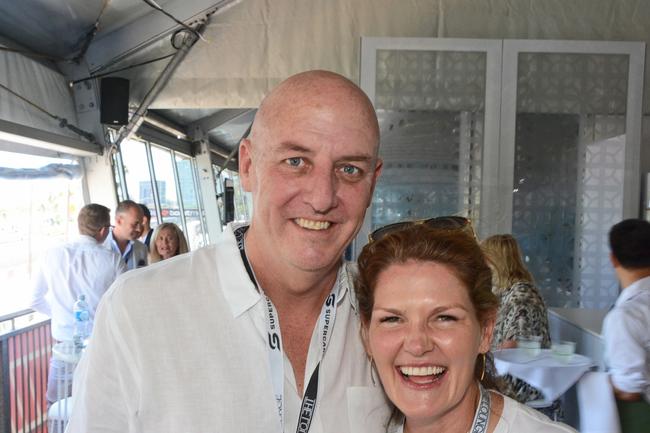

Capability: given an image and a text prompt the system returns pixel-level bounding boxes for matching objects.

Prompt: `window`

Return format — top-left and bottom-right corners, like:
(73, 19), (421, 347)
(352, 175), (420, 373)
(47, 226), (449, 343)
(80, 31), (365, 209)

(214, 167), (252, 224)
(175, 153), (206, 250)
(114, 137), (208, 252)
(0, 151), (84, 316)
(119, 139), (159, 227)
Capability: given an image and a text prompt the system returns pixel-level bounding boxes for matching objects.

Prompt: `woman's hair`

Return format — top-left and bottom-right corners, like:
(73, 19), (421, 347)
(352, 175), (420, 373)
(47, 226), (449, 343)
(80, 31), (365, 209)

(356, 224), (500, 390)
(149, 222), (189, 263)
(480, 234), (533, 294)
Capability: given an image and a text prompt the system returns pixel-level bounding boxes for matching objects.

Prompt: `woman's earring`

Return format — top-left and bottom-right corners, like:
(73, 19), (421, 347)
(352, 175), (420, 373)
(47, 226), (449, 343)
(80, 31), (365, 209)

(480, 353), (486, 382)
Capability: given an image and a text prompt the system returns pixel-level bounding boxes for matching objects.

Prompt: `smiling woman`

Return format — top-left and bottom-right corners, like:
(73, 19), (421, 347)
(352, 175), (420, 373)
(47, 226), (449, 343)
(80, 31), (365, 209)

(355, 225), (577, 433)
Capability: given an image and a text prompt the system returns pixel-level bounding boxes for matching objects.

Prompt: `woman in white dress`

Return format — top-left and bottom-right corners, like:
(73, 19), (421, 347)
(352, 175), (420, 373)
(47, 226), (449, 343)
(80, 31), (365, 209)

(355, 222), (576, 433)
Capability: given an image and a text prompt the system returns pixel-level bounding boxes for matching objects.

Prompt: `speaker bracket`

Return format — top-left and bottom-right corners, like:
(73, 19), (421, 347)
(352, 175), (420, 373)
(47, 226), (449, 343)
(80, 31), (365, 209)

(72, 81), (98, 114)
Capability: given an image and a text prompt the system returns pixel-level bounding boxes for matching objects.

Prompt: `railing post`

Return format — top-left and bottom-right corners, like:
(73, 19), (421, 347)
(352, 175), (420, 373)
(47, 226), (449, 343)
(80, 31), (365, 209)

(1, 338), (11, 433)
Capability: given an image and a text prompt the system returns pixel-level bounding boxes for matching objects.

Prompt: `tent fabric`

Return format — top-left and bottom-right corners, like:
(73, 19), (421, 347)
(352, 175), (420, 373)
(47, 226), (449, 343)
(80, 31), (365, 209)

(128, 0), (650, 112)
(0, 48), (79, 138)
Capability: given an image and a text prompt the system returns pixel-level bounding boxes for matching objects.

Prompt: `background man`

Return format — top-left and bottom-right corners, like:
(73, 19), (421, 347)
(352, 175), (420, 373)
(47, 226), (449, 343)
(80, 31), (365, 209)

(603, 218), (650, 432)
(138, 203), (154, 248)
(29, 203), (125, 404)
(67, 70), (385, 432)
(104, 200), (148, 270)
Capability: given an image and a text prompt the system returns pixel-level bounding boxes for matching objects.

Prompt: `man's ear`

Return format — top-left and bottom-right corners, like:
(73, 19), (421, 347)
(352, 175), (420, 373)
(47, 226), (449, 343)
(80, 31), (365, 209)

(238, 138), (254, 192)
(367, 158), (383, 208)
(610, 253), (620, 268)
(96, 226), (109, 242)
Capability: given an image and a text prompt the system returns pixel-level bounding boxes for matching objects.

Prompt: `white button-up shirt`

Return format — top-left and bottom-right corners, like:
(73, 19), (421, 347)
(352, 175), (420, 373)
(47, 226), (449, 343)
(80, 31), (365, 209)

(29, 235), (125, 341)
(603, 275), (650, 402)
(104, 230), (148, 270)
(67, 224), (387, 433)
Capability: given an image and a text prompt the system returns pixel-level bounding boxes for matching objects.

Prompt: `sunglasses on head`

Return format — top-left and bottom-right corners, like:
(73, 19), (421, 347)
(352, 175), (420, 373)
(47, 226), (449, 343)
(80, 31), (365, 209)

(368, 216), (476, 243)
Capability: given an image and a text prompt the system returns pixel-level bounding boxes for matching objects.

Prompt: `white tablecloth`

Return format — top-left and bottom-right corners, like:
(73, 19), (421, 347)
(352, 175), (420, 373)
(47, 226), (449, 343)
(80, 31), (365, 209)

(493, 348), (594, 404)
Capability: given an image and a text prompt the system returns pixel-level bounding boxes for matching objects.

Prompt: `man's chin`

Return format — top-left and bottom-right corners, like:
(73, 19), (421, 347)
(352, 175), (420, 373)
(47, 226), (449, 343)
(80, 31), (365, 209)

(289, 249), (344, 273)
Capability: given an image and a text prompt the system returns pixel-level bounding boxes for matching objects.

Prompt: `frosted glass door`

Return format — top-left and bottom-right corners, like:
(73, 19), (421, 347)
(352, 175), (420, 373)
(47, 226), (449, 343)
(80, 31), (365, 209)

(357, 37), (502, 254)
(500, 41), (644, 308)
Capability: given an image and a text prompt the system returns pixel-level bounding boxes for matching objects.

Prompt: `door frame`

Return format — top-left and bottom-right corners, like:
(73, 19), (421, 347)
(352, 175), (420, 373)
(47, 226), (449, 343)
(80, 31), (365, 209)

(357, 36), (503, 256)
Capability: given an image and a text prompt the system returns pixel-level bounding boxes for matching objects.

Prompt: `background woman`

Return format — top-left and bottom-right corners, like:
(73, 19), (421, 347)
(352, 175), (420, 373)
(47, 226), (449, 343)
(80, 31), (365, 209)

(481, 234), (550, 405)
(149, 222), (189, 263)
(356, 225), (574, 433)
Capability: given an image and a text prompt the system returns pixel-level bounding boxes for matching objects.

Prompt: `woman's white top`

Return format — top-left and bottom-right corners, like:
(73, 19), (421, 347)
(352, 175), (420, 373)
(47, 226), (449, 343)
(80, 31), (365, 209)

(379, 393), (577, 433)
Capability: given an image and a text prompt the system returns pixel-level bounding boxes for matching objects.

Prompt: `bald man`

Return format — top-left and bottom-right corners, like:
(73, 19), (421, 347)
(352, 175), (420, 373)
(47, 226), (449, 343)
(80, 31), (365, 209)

(67, 71), (386, 433)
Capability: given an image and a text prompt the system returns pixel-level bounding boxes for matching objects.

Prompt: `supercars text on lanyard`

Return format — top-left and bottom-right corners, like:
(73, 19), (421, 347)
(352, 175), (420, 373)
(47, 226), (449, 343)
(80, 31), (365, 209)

(235, 226), (340, 433)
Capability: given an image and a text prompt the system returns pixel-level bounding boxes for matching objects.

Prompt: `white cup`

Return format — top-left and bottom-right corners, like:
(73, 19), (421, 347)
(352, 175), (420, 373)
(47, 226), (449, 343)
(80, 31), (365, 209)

(551, 341), (576, 363)
(518, 336), (542, 357)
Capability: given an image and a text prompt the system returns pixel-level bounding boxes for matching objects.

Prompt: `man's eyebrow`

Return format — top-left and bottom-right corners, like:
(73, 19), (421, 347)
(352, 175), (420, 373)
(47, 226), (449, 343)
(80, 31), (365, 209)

(339, 155), (374, 163)
(275, 141), (375, 162)
(275, 141), (312, 154)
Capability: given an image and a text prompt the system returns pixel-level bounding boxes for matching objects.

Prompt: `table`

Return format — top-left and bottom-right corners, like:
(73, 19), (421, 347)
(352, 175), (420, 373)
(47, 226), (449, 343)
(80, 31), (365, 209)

(493, 348), (594, 405)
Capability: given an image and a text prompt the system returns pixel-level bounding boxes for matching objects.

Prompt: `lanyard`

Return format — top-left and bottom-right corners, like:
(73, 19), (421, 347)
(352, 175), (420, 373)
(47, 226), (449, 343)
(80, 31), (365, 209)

(122, 244), (133, 266)
(234, 226), (340, 433)
(469, 383), (491, 433)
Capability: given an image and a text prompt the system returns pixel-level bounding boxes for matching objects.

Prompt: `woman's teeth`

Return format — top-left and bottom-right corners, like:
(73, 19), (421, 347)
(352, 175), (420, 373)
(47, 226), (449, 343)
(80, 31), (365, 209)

(399, 366), (446, 377)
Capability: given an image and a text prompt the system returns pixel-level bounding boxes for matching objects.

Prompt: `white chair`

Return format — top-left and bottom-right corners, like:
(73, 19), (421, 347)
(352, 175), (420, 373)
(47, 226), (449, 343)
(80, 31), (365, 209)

(47, 342), (81, 433)
(576, 371), (621, 433)
(48, 396), (75, 433)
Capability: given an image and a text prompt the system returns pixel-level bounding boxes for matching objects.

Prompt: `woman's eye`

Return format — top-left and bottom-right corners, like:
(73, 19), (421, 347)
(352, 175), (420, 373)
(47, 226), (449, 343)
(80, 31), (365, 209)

(285, 157), (303, 167)
(378, 315), (400, 324)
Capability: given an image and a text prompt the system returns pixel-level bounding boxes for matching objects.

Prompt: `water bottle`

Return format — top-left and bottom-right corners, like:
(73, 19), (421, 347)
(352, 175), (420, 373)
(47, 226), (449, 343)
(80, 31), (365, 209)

(73, 294), (90, 351)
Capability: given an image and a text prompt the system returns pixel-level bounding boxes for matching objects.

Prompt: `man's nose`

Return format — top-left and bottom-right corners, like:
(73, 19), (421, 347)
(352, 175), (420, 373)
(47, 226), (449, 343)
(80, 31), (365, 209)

(403, 322), (434, 356)
(304, 167), (338, 213)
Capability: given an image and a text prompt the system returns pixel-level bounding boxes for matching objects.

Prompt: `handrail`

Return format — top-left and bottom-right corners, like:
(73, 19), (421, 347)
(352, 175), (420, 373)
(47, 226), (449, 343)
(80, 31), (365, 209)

(0, 309), (33, 323)
(0, 309), (49, 340)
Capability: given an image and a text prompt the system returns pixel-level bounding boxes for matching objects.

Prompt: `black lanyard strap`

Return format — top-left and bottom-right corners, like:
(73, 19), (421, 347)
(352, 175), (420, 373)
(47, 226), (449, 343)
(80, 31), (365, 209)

(234, 225), (335, 433)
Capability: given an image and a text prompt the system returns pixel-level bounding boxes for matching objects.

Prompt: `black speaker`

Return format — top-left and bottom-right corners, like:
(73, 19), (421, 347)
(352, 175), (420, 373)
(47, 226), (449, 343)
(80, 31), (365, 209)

(224, 181), (235, 224)
(100, 77), (129, 125)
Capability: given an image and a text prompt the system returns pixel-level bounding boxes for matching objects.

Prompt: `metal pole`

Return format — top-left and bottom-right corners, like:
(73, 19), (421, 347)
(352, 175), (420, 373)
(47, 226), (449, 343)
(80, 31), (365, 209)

(114, 20), (207, 148)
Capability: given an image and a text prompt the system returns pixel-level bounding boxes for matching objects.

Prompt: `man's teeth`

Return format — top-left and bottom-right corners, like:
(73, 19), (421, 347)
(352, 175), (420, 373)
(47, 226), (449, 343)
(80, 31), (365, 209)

(295, 218), (331, 230)
(399, 366), (445, 376)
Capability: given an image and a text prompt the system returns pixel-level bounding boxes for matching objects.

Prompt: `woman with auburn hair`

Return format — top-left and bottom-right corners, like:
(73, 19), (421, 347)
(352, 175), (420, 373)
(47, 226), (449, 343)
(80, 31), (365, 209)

(481, 234), (551, 406)
(355, 224), (574, 433)
(149, 222), (189, 263)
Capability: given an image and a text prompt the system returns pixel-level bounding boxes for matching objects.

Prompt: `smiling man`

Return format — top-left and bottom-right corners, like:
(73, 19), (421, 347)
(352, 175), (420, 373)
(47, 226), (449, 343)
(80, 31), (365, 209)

(67, 70), (385, 433)
(104, 200), (148, 270)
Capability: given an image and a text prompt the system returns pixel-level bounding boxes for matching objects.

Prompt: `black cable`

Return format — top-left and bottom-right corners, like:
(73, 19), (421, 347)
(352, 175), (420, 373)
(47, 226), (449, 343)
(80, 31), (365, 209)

(71, 0), (110, 64)
(69, 52), (176, 86)
(0, 81), (96, 143)
(141, 0), (203, 41)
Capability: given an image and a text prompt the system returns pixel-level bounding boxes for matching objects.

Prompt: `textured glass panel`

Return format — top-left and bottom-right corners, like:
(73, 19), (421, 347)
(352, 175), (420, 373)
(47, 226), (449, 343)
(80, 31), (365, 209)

(512, 53), (628, 308)
(373, 50), (486, 231)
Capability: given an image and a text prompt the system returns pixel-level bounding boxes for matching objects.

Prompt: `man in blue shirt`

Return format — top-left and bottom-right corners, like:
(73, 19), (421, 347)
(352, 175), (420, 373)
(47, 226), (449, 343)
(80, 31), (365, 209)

(104, 200), (148, 270)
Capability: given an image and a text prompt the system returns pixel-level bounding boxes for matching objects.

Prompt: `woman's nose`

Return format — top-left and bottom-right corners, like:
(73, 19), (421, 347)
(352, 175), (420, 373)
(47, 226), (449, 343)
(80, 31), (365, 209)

(403, 323), (434, 356)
